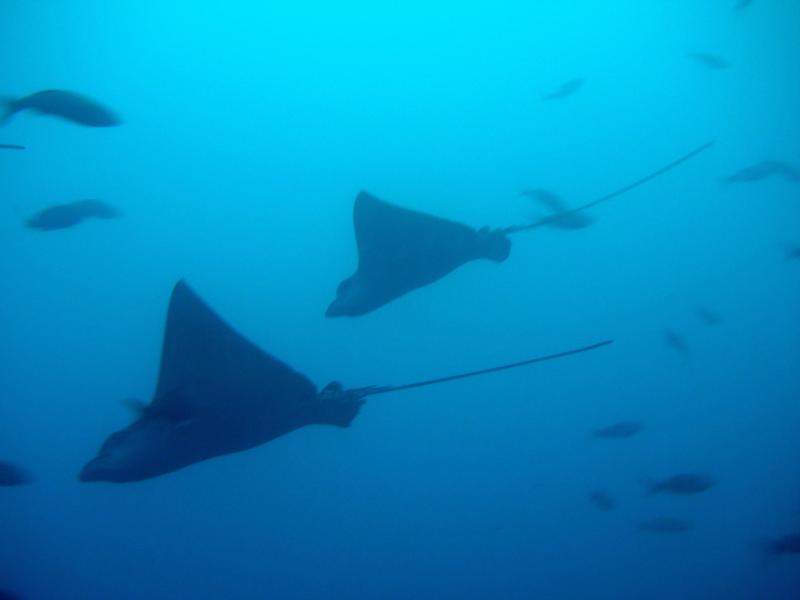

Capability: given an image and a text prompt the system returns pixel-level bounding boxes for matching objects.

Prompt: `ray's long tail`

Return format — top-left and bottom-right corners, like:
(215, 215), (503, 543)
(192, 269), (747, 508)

(355, 339), (613, 397)
(503, 141), (715, 235)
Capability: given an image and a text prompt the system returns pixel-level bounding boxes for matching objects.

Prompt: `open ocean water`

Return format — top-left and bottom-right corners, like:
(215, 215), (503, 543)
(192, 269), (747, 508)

(1, 1), (799, 598)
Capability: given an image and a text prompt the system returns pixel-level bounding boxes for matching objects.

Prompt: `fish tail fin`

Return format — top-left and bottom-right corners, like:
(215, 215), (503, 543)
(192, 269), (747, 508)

(0, 96), (16, 126)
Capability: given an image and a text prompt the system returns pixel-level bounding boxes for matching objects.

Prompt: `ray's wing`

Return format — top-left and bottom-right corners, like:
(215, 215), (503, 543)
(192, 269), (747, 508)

(151, 281), (317, 417)
(353, 191), (484, 280)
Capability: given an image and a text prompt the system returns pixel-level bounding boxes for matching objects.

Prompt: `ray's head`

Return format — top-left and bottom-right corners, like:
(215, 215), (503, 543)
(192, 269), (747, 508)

(79, 418), (193, 483)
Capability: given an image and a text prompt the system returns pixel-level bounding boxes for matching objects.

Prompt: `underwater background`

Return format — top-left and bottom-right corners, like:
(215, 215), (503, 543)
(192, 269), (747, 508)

(1, 0), (799, 598)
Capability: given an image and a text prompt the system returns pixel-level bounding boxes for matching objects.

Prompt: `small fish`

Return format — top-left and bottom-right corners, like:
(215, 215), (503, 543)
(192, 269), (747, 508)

(0, 460), (32, 486)
(520, 189), (594, 230)
(591, 421), (643, 439)
(639, 517), (693, 534)
(26, 199), (119, 231)
(0, 143), (25, 150)
(644, 473), (715, 496)
(589, 490), (615, 511)
(734, 0), (753, 10)
(764, 533), (800, 557)
(695, 307), (721, 325)
(663, 329), (690, 357)
(1, 89), (120, 127)
(688, 52), (730, 70)
(543, 78), (584, 101)
(723, 160), (800, 184)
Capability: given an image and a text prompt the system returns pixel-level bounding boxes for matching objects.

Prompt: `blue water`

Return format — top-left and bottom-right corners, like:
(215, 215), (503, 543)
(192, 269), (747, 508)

(2, 1), (799, 598)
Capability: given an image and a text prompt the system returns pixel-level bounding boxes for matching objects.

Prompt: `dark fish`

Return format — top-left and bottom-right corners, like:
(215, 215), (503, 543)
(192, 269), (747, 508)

(688, 52), (730, 70)
(326, 143), (713, 317)
(734, 0), (753, 9)
(638, 517), (693, 533)
(591, 420), (643, 439)
(663, 329), (690, 357)
(723, 160), (800, 184)
(25, 199), (119, 231)
(764, 533), (800, 557)
(80, 280), (612, 482)
(644, 473), (715, 496)
(695, 307), (721, 325)
(589, 490), (615, 511)
(0, 143), (25, 150)
(521, 188), (568, 213)
(1, 89), (120, 127)
(543, 78), (584, 100)
(519, 189), (594, 230)
(0, 461), (33, 486)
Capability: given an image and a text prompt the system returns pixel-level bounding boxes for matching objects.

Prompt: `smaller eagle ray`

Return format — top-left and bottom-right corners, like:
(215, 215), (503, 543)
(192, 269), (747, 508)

(327, 141), (714, 317)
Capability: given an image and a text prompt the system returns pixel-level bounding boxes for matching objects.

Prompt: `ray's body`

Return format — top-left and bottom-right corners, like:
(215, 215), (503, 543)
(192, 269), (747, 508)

(325, 192), (510, 317)
(81, 283), (364, 482)
(81, 282), (611, 482)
